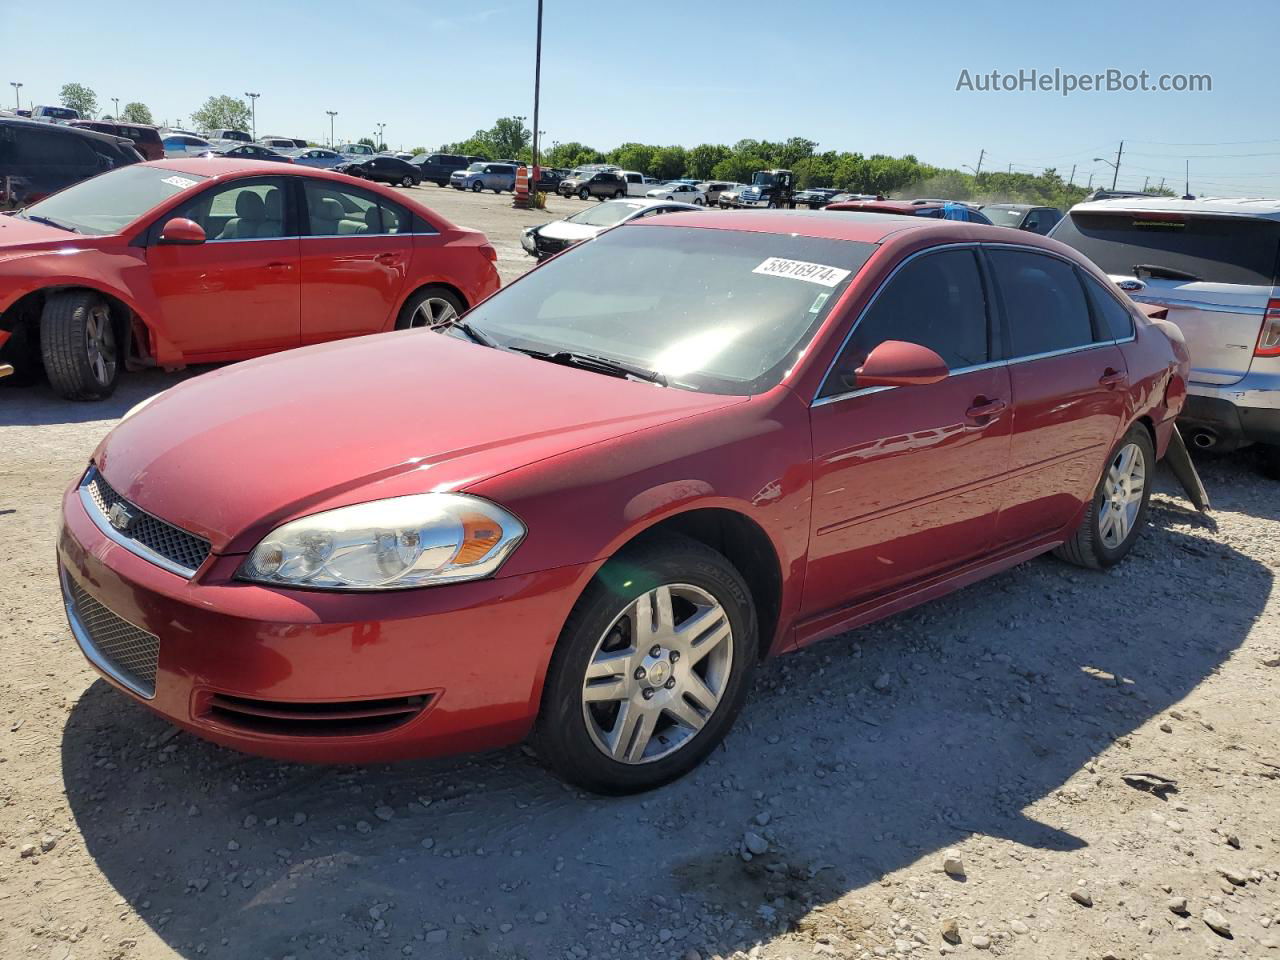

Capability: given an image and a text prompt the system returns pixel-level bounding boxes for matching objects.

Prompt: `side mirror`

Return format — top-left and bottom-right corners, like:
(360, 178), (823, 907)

(853, 340), (949, 388)
(157, 217), (206, 245)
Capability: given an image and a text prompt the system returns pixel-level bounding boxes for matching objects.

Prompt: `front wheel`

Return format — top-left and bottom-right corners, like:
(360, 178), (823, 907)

(535, 535), (757, 794)
(395, 286), (466, 332)
(1055, 424), (1155, 568)
(613, 189), (624, 199)
(1259, 444), (1280, 481)
(471, 180), (483, 192)
(40, 290), (120, 401)
(578, 187), (590, 201)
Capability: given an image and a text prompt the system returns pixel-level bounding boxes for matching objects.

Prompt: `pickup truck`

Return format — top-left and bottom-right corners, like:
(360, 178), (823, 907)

(618, 170), (663, 197)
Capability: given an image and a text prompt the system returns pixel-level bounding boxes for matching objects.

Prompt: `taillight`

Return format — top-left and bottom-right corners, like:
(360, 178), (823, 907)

(479, 244), (498, 262)
(1256, 298), (1280, 357)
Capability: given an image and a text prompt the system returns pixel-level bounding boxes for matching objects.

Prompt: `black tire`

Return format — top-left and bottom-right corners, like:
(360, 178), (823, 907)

(394, 286), (466, 332)
(400, 175), (413, 187)
(1054, 424), (1155, 569)
(39, 290), (120, 401)
(436, 179), (448, 187)
(1259, 444), (1280, 481)
(578, 187), (590, 201)
(471, 180), (483, 192)
(694, 197), (705, 205)
(535, 534), (757, 794)
(613, 189), (624, 199)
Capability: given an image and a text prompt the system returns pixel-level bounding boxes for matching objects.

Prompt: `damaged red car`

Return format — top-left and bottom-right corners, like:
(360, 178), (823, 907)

(58, 210), (1195, 793)
(0, 158), (499, 399)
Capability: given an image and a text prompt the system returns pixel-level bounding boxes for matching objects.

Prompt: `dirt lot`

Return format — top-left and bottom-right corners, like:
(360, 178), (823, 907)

(2, 185), (1280, 960)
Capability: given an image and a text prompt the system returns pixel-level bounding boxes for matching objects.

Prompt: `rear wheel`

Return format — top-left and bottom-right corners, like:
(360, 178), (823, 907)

(694, 197), (705, 205)
(395, 286), (465, 332)
(578, 187), (590, 201)
(400, 175), (414, 187)
(613, 189), (624, 199)
(40, 290), (121, 401)
(535, 535), (756, 794)
(436, 179), (448, 187)
(1055, 424), (1155, 568)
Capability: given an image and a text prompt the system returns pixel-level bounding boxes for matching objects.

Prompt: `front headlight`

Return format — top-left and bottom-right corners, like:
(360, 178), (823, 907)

(237, 493), (525, 590)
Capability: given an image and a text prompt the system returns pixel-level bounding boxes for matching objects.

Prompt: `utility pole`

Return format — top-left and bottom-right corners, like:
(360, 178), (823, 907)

(1068, 164), (1076, 187)
(1143, 176), (1150, 192)
(1185, 159), (1190, 198)
(1158, 177), (1165, 192)
(9, 81), (21, 110)
(111, 97), (119, 118)
(1008, 162), (1013, 173)
(531, 0), (544, 179)
(326, 110), (337, 147)
(1111, 140), (1123, 189)
(1087, 172), (1094, 189)
(974, 148), (984, 176)
(244, 92), (260, 139)
(376, 123), (385, 150)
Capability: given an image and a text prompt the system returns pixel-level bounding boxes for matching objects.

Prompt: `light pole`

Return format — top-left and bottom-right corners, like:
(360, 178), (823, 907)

(1093, 156), (1119, 190)
(376, 123), (385, 151)
(9, 82), (21, 111)
(244, 92), (260, 139)
(531, 0), (543, 177)
(112, 97), (120, 119)
(326, 110), (338, 147)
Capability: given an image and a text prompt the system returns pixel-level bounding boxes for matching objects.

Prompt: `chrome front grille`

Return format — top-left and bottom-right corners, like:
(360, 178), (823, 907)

(81, 467), (211, 577)
(64, 573), (160, 698)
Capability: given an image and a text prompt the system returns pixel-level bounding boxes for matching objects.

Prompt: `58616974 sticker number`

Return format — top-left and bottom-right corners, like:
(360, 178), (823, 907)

(752, 257), (852, 287)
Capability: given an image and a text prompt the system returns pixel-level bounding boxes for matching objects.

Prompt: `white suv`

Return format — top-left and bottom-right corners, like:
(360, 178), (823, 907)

(1053, 197), (1280, 478)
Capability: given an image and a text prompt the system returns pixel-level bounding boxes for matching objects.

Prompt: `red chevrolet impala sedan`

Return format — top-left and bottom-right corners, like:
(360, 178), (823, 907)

(57, 210), (1190, 793)
(0, 159), (499, 399)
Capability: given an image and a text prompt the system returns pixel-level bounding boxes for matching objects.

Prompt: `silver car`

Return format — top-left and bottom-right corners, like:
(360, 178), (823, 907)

(1053, 197), (1280, 477)
(521, 199), (700, 259)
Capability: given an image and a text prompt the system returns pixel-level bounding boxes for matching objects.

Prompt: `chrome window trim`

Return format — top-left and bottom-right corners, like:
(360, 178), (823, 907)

(812, 237), (1133, 408)
(59, 567), (157, 700)
(78, 473), (200, 579)
(299, 232), (421, 240)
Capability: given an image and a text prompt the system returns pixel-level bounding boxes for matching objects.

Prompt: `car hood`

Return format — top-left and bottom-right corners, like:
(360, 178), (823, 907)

(0, 214), (84, 254)
(96, 331), (744, 554)
(538, 220), (600, 241)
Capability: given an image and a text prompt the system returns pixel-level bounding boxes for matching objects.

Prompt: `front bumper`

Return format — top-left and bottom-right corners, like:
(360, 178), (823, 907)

(1183, 373), (1280, 450)
(58, 482), (597, 763)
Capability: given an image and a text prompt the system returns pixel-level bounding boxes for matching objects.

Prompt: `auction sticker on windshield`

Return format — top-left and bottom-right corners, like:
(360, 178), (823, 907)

(160, 176), (198, 190)
(753, 257), (851, 287)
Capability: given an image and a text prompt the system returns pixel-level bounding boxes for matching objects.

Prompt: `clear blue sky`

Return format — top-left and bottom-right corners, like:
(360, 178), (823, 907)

(4, 0), (1277, 195)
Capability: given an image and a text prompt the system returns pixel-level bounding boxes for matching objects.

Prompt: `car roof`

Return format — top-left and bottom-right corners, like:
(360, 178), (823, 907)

(0, 115), (131, 146)
(984, 202), (1033, 211)
(135, 157), (378, 183)
(1071, 196), (1280, 220)
(827, 199), (930, 214)
(626, 208), (936, 243)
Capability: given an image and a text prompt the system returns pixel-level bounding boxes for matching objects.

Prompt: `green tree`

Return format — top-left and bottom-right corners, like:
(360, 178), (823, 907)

(190, 95), (252, 133)
(358, 136), (376, 147)
(543, 141), (604, 168)
(59, 82), (98, 118)
(650, 145), (688, 181)
(686, 144), (730, 180)
(119, 102), (153, 124)
(608, 142), (657, 173)
(488, 116), (531, 159)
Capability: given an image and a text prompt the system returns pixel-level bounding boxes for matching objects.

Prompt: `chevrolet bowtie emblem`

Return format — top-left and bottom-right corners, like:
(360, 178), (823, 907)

(107, 501), (136, 533)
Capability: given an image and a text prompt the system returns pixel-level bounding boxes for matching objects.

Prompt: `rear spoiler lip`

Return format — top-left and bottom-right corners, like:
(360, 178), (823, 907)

(1136, 302), (1169, 321)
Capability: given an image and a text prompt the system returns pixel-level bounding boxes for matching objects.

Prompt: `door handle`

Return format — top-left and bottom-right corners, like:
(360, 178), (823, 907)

(1098, 368), (1127, 388)
(375, 252), (402, 265)
(265, 261), (291, 270)
(965, 397), (1008, 425)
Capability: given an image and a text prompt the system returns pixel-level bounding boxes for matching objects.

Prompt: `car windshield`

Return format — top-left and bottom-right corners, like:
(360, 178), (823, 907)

(23, 165), (208, 235)
(41, 107), (77, 119)
(465, 225), (875, 395)
(982, 207), (1029, 227)
(1053, 211), (1280, 285)
(467, 162), (487, 172)
(565, 202), (645, 226)
(752, 172), (776, 186)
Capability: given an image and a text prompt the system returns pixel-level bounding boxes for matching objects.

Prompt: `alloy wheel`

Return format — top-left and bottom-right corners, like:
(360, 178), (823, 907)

(581, 583), (733, 764)
(410, 297), (459, 330)
(84, 305), (117, 386)
(1099, 442), (1146, 548)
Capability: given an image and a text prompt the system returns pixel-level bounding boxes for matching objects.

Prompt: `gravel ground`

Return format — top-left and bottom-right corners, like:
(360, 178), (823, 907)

(2, 185), (1279, 960)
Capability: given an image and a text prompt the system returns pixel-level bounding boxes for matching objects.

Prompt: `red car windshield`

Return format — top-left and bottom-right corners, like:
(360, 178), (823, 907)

(464, 224), (875, 395)
(22, 165), (209, 235)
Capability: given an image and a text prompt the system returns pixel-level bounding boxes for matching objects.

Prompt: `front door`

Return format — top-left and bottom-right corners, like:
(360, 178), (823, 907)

(803, 247), (1013, 622)
(984, 246), (1129, 544)
(298, 179), (413, 344)
(146, 176), (300, 358)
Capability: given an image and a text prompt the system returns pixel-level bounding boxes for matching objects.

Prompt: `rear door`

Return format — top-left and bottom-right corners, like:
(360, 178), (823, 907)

(984, 245), (1128, 545)
(298, 178), (413, 343)
(1052, 209), (1280, 384)
(803, 246), (1012, 619)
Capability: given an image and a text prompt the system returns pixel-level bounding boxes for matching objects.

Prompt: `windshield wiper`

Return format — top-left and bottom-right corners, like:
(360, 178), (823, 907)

(20, 212), (78, 233)
(444, 319), (498, 348)
(512, 347), (668, 386)
(1133, 263), (1200, 282)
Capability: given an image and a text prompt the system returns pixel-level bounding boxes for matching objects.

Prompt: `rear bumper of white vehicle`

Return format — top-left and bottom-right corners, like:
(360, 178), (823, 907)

(1183, 372), (1280, 451)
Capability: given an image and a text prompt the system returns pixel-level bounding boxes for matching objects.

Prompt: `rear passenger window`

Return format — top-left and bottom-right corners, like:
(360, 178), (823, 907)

(989, 249), (1093, 357)
(303, 181), (407, 236)
(1082, 273), (1135, 340)
(822, 248), (989, 396)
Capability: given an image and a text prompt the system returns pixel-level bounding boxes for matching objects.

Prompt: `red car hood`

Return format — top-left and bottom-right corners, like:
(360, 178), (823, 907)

(96, 331), (743, 554)
(0, 213), (87, 254)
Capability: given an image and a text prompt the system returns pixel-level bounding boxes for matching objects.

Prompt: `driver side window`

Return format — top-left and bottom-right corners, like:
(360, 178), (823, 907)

(820, 248), (990, 397)
(174, 179), (288, 241)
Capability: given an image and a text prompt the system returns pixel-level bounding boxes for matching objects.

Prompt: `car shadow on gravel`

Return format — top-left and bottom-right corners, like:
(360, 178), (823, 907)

(0, 368), (198, 427)
(59, 496), (1270, 960)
